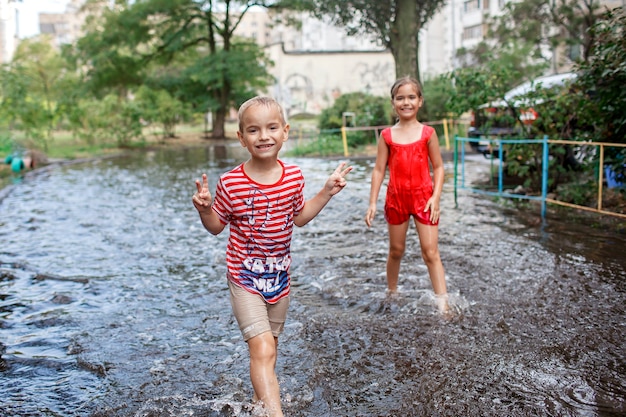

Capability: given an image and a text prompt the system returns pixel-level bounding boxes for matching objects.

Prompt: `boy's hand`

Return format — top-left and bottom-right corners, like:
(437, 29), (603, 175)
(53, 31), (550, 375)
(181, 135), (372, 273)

(192, 173), (213, 213)
(325, 162), (352, 196)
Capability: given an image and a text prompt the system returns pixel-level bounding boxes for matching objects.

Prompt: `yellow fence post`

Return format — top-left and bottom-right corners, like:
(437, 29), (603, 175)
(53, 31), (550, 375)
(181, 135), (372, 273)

(443, 118), (450, 150)
(341, 112), (355, 158)
(341, 126), (349, 157)
(598, 144), (604, 211)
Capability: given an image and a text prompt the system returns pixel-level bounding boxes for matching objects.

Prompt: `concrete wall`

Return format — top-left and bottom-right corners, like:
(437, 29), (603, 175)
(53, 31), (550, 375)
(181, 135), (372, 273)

(265, 43), (395, 117)
(0, 0), (17, 63)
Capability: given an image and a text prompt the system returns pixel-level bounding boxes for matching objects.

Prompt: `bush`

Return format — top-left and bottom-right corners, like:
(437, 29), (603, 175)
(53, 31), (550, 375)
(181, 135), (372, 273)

(576, 7), (626, 145)
(422, 75), (456, 121)
(318, 92), (391, 147)
(287, 131), (345, 157)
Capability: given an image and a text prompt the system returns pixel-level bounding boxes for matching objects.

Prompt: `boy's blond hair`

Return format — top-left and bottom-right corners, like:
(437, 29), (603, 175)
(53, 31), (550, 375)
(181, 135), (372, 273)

(238, 96), (287, 132)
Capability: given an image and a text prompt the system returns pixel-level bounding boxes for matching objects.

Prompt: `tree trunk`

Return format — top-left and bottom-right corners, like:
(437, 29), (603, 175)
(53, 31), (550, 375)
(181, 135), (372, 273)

(392, 0), (420, 81)
(212, 109), (226, 138)
(211, 73), (233, 139)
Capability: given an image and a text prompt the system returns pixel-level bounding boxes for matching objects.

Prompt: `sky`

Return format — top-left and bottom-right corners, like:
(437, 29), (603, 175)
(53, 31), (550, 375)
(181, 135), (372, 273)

(15, 0), (69, 39)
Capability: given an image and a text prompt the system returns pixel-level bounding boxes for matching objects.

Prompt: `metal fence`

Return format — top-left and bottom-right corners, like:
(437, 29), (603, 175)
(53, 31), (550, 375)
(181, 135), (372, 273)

(454, 136), (626, 219)
(287, 119), (460, 157)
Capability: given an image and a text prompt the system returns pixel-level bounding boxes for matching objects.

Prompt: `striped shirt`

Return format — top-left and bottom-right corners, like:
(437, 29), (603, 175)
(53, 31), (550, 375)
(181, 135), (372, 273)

(212, 160), (305, 303)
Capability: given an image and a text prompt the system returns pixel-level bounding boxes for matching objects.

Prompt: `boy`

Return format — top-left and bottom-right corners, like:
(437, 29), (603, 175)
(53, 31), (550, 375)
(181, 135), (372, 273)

(192, 96), (351, 416)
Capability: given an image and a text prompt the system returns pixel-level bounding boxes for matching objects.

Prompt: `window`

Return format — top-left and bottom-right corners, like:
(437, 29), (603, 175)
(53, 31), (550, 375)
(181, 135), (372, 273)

(40, 23), (56, 34)
(567, 44), (581, 61)
(464, 0), (481, 12)
(462, 24), (483, 40)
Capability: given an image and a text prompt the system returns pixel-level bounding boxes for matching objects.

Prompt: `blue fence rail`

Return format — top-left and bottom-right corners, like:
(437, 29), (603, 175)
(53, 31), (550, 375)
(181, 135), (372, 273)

(453, 136), (626, 220)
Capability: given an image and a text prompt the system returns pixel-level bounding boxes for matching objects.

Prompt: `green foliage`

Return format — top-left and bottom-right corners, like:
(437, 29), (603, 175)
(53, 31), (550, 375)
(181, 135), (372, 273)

(76, 0), (276, 138)
(447, 61), (524, 118)
(449, 58), (596, 193)
(318, 92), (390, 146)
(422, 75), (455, 121)
(0, 132), (12, 154)
(555, 180), (599, 207)
(519, 82), (582, 140)
(174, 41), (274, 114)
(319, 92), (390, 129)
(135, 86), (190, 138)
(0, 38), (73, 150)
(64, 98), (108, 145)
(102, 95), (144, 147)
(573, 7), (626, 184)
(287, 131), (345, 157)
(482, 0), (603, 65)
(576, 7), (626, 144)
(64, 95), (144, 147)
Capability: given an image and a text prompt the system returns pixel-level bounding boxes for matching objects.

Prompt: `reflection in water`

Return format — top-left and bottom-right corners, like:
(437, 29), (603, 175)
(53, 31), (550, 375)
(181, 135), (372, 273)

(0, 142), (624, 416)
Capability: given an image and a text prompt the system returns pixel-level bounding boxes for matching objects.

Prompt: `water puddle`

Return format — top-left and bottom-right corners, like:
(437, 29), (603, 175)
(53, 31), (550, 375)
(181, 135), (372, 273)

(1, 143), (624, 416)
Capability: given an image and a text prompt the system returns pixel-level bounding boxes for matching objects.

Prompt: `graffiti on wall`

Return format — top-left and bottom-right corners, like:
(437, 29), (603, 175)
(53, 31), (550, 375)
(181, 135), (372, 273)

(274, 73), (315, 117)
(269, 43), (395, 116)
(351, 61), (395, 97)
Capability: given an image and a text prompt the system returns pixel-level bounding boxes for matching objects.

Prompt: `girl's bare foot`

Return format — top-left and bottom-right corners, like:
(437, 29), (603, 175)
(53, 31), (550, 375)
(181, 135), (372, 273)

(435, 293), (451, 315)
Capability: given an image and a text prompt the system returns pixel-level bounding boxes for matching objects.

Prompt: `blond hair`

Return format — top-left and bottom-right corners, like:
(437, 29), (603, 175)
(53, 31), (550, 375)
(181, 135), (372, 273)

(237, 96), (287, 132)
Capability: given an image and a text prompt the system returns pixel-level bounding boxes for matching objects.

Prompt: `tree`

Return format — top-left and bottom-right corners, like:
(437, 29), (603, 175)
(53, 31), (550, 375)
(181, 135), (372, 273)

(276, 0), (446, 83)
(446, 61), (524, 120)
(575, 7), (626, 183)
(0, 37), (70, 150)
(481, 0), (605, 70)
(135, 86), (190, 139)
(576, 7), (626, 144)
(75, 0), (275, 138)
(421, 74), (455, 121)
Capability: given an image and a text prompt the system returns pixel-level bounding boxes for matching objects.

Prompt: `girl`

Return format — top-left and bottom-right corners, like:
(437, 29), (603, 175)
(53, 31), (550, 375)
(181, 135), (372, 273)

(365, 76), (450, 313)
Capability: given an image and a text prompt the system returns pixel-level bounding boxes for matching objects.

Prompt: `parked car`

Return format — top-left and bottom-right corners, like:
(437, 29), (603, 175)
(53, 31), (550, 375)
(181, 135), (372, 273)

(468, 72), (577, 155)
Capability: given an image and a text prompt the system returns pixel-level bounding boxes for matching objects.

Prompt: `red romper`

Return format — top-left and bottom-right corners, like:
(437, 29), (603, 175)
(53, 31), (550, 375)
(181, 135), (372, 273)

(383, 125), (439, 226)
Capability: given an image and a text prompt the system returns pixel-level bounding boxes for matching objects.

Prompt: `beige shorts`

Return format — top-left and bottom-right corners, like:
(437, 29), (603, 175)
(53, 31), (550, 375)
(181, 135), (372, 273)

(228, 280), (290, 342)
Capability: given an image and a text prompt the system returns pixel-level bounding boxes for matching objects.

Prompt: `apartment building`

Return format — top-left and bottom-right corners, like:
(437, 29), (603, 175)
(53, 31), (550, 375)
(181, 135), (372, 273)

(234, 9), (392, 115)
(38, 0), (86, 49)
(27, 1), (624, 115)
(422, 0), (625, 76)
(0, 0), (17, 63)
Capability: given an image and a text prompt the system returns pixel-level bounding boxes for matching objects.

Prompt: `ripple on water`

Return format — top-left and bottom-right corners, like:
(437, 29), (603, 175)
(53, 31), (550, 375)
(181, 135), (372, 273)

(0, 150), (624, 416)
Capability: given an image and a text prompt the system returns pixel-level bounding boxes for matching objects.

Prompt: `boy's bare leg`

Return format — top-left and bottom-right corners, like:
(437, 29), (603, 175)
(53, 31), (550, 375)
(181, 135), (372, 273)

(248, 331), (283, 417)
(386, 221), (410, 293)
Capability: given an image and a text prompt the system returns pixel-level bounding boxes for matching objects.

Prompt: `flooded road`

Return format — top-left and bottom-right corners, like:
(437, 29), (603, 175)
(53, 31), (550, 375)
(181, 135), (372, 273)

(0, 144), (624, 416)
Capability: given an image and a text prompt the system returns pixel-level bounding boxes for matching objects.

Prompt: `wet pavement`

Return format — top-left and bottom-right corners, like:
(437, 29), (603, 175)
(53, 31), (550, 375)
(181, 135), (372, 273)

(0, 143), (624, 416)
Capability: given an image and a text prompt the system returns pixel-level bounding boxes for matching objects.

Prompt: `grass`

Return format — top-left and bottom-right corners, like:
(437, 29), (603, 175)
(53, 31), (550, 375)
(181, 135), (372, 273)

(0, 124), (210, 189)
(0, 118), (457, 189)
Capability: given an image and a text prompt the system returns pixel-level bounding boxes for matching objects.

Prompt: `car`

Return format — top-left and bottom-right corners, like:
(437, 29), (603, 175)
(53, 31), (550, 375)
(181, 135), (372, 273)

(467, 72), (577, 156)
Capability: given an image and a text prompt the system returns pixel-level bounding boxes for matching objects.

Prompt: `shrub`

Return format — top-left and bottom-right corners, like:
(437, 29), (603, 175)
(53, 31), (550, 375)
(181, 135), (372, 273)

(318, 92), (391, 147)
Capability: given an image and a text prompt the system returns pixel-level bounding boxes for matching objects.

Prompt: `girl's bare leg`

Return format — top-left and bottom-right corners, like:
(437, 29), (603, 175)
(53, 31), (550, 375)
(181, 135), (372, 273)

(387, 221), (410, 293)
(248, 332), (283, 417)
(415, 221), (449, 312)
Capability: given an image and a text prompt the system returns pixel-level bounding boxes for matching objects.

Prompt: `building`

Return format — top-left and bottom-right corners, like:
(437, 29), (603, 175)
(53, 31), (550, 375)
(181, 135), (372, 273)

(27, 0), (624, 115)
(424, 0), (625, 76)
(228, 9), (393, 116)
(265, 43), (394, 117)
(38, 0), (86, 48)
(0, 0), (17, 63)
